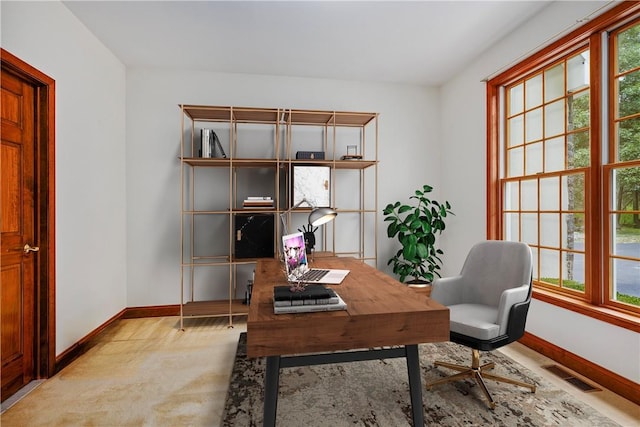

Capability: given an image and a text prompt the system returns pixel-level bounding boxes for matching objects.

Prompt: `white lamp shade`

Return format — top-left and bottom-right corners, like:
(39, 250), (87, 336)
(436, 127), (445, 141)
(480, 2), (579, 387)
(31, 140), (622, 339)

(309, 207), (337, 227)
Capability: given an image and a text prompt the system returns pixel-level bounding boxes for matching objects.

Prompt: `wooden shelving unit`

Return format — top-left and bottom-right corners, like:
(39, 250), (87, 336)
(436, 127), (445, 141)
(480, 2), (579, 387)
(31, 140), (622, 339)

(179, 105), (378, 328)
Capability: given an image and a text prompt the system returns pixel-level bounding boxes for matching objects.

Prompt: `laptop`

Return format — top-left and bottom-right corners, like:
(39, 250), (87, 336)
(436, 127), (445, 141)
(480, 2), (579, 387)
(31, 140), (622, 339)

(282, 231), (350, 284)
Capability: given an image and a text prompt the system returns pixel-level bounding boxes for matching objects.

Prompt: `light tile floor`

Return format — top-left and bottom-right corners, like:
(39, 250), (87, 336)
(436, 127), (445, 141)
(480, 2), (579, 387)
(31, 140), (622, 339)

(1, 317), (638, 426)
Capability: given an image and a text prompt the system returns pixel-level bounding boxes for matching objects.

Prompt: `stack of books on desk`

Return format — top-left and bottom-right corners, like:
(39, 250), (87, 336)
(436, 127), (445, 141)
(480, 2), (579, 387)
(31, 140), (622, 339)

(273, 284), (347, 314)
(243, 196), (274, 209)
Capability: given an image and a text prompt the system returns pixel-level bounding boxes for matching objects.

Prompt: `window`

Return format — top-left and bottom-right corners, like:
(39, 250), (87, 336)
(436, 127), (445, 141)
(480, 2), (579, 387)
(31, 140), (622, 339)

(487, 2), (640, 329)
(503, 49), (590, 297)
(606, 19), (640, 311)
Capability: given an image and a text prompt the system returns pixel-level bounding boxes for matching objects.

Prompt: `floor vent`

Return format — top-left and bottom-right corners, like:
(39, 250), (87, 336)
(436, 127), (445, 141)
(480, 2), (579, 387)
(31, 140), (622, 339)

(542, 364), (602, 393)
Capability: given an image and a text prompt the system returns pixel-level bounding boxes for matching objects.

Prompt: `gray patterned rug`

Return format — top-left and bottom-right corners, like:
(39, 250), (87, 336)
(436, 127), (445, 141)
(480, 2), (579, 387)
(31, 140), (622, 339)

(222, 333), (618, 426)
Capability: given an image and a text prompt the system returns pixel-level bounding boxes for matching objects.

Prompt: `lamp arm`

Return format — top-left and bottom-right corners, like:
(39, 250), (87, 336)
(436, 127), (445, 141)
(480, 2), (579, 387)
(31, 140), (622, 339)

(280, 197), (316, 234)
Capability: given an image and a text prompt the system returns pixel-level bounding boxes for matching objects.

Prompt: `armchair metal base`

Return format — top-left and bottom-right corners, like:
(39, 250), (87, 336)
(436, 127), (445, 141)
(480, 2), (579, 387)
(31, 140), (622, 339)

(426, 348), (536, 409)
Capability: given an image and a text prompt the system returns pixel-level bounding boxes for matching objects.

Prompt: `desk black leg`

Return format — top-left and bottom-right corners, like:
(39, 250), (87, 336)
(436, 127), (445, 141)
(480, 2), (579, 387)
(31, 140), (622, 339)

(405, 345), (424, 426)
(264, 356), (280, 427)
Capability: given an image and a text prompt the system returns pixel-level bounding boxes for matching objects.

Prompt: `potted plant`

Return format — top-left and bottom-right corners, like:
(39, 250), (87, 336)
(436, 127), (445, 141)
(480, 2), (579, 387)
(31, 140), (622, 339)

(383, 184), (453, 284)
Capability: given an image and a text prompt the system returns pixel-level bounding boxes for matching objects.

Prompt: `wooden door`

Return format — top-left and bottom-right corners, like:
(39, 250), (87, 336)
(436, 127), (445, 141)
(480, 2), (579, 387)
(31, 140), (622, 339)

(1, 69), (37, 400)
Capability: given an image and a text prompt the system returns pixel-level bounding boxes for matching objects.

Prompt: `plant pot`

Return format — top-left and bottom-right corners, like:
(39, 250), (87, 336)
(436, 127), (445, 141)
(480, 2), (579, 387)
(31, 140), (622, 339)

(405, 279), (432, 297)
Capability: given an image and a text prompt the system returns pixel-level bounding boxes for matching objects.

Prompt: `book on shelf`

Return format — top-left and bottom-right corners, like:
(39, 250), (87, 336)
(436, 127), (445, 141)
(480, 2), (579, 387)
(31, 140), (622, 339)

(243, 202), (274, 209)
(243, 201), (274, 205)
(272, 285), (346, 314)
(242, 196), (274, 209)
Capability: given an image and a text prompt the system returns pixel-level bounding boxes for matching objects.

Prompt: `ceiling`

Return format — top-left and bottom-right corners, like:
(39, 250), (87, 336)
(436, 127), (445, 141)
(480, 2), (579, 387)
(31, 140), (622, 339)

(63, 1), (552, 86)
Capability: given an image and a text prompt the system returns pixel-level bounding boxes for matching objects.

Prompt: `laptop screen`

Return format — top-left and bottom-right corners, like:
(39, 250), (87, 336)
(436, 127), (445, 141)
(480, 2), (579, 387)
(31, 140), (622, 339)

(282, 231), (309, 279)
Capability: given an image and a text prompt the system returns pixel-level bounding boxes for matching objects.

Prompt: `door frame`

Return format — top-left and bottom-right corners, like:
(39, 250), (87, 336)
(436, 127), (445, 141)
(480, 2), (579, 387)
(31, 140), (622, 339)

(1, 48), (56, 378)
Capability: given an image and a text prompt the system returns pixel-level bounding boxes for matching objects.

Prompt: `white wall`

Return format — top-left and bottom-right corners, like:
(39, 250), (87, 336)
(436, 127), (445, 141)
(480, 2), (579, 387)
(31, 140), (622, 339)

(1, 1), (127, 355)
(440, 1), (640, 382)
(126, 68), (440, 306)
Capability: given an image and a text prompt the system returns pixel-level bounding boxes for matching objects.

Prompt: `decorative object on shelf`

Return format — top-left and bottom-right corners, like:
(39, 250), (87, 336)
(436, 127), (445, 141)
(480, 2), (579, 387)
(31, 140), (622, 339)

(341, 145), (363, 160)
(200, 128), (227, 158)
(296, 151), (325, 160)
(234, 213), (275, 258)
(292, 165), (330, 207)
(383, 184), (454, 283)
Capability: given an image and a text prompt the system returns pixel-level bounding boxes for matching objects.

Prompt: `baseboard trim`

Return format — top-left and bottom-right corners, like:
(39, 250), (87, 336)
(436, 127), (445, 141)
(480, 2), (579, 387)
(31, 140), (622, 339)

(520, 332), (640, 405)
(55, 308), (126, 374)
(121, 305), (180, 319)
(54, 305), (181, 374)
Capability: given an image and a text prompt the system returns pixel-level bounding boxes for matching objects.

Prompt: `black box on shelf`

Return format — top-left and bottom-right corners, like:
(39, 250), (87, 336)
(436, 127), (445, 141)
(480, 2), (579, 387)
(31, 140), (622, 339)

(234, 213), (274, 259)
(295, 151), (325, 160)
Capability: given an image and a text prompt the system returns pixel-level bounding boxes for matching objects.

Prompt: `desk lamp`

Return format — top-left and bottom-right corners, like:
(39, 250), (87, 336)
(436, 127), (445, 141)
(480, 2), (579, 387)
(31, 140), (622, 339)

(280, 198), (337, 254)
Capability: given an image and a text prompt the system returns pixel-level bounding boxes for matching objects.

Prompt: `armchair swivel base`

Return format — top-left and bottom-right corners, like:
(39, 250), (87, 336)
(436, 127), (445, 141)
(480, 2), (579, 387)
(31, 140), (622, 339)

(427, 348), (536, 409)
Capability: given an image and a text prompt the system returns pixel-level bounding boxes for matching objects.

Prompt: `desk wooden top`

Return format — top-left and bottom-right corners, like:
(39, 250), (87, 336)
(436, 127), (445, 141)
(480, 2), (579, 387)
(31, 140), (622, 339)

(247, 257), (449, 358)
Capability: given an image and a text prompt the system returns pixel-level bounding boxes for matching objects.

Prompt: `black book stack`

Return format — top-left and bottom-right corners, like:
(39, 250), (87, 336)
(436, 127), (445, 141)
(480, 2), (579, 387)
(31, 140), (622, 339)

(273, 285), (339, 307)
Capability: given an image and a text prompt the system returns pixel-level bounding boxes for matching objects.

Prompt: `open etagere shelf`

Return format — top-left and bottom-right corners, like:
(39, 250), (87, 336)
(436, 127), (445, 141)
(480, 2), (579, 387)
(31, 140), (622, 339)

(179, 105), (378, 328)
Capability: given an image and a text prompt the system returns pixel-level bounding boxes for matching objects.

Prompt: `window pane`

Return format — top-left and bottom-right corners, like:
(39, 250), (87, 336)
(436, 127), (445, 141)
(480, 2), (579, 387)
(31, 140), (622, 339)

(617, 117), (640, 162)
(540, 248), (560, 285)
(540, 177), (559, 211)
(567, 130), (589, 168)
(508, 115), (524, 147)
(617, 22), (640, 74)
(540, 213), (560, 247)
(522, 213), (538, 245)
(562, 173), (585, 211)
(504, 181), (519, 210)
(611, 258), (640, 307)
(521, 179), (538, 210)
(545, 63), (564, 102)
(545, 100), (565, 137)
(611, 167), (640, 220)
(545, 136), (565, 172)
(525, 142), (543, 175)
(509, 83), (524, 115)
(525, 74), (543, 109)
(562, 213), (585, 251)
(531, 247), (540, 281)
(504, 213), (520, 241)
(617, 70), (640, 119)
(568, 90), (589, 131)
(507, 147), (524, 177)
(567, 51), (589, 92)
(611, 212), (640, 257)
(525, 108), (543, 142)
(563, 251), (585, 292)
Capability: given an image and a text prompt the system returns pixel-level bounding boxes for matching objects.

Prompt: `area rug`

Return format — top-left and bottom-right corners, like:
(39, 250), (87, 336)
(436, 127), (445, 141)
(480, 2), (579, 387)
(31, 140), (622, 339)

(222, 333), (618, 426)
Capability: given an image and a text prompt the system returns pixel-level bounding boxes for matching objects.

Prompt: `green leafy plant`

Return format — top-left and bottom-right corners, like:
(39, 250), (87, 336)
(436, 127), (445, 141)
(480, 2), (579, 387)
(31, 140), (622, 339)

(383, 185), (453, 283)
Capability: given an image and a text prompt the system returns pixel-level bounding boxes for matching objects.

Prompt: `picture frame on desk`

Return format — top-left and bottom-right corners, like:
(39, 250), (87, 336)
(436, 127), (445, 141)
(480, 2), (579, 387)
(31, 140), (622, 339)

(292, 165), (331, 208)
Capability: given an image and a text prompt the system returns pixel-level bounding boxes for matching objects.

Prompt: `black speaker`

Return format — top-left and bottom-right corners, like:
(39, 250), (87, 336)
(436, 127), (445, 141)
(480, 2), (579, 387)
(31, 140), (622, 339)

(234, 214), (274, 259)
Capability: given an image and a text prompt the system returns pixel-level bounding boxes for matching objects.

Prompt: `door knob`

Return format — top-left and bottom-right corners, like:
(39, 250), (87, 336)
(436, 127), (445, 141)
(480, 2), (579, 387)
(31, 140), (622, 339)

(24, 244), (40, 254)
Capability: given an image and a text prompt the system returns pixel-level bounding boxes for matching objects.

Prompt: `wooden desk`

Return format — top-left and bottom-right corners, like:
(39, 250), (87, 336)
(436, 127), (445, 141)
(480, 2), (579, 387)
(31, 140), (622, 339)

(247, 257), (449, 426)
